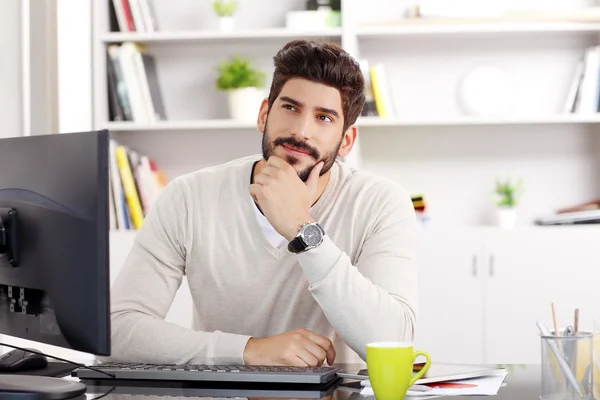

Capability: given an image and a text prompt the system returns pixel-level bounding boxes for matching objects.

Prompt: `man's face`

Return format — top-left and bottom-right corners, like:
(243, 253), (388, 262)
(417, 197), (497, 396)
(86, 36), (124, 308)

(260, 78), (345, 182)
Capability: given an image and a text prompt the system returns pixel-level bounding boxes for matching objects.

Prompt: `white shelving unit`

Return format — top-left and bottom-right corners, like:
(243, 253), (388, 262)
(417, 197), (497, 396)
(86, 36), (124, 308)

(91, 0), (600, 227)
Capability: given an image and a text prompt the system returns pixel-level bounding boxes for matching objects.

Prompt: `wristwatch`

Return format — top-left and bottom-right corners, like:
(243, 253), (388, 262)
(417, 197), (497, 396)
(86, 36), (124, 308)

(287, 221), (325, 254)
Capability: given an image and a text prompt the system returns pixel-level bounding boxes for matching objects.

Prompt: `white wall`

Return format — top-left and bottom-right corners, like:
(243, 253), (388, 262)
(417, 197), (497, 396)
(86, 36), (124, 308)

(57, 0), (92, 133)
(0, 0), (23, 138)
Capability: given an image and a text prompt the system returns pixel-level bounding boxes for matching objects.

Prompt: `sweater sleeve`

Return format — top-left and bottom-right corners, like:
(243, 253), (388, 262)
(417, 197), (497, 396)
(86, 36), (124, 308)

(103, 177), (251, 365)
(296, 181), (418, 361)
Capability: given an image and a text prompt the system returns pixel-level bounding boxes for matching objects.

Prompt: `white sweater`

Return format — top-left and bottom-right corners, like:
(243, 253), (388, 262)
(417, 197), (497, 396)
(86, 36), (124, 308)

(105, 154), (419, 365)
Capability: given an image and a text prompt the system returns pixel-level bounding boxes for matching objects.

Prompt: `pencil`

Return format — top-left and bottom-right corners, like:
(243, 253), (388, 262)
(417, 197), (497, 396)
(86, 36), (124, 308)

(552, 303), (560, 336)
(574, 309), (579, 335)
(551, 303), (563, 354)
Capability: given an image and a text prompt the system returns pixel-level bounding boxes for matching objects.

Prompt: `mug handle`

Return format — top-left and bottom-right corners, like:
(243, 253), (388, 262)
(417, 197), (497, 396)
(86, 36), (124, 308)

(409, 350), (431, 387)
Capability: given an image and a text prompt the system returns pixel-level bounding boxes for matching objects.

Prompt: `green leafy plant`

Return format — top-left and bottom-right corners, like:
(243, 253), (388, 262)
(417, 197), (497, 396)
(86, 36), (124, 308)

(494, 176), (525, 208)
(215, 56), (266, 91)
(212, 0), (237, 17)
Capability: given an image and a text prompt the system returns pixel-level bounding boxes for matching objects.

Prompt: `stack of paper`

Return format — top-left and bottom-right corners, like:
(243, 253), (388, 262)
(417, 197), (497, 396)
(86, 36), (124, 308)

(360, 370), (508, 398)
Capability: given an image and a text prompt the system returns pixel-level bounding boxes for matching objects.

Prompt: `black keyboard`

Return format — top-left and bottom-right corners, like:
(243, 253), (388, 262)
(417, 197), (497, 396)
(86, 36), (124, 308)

(72, 362), (340, 385)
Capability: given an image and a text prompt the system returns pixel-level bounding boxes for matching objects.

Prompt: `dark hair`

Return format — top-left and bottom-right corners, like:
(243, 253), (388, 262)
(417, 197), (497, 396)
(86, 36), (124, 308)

(267, 40), (366, 133)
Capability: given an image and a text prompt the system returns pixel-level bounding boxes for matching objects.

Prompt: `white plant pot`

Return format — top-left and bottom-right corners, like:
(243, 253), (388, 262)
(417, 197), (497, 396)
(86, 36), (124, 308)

(495, 207), (517, 229)
(218, 16), (234, 32)
(227, 87), (265, 122)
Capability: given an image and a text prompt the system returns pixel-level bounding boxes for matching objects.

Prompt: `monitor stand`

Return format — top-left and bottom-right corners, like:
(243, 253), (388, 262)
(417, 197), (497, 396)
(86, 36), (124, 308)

(0, 375), (86, 399)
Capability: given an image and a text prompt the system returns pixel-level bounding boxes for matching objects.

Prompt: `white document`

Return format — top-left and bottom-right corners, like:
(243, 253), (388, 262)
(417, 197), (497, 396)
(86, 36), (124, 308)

(360, 370), (508, 397)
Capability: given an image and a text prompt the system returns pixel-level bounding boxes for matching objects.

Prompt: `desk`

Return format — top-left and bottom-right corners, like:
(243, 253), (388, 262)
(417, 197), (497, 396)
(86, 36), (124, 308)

(78, 364), (541, 400)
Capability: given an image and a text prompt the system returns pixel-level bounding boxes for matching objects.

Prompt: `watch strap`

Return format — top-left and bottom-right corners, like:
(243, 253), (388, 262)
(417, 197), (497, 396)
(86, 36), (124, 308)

(287, 236), (306, 253)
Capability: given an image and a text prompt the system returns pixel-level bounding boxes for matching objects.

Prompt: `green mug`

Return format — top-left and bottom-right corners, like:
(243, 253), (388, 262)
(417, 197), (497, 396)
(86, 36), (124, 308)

(366, 341), (431, 400)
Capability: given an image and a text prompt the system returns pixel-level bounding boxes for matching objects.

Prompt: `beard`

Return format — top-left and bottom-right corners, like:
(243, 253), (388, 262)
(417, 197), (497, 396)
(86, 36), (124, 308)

(261, 123), (342, 182)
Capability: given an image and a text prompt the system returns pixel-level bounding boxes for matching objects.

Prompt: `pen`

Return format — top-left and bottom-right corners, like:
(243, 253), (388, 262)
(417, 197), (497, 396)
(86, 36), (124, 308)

(563, 325), (575, 372)
(537, 321), (583, 397)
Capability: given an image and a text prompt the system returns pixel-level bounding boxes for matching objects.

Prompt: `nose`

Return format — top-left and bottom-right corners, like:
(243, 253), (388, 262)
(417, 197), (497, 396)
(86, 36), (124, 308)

(290, 115), (312, 140)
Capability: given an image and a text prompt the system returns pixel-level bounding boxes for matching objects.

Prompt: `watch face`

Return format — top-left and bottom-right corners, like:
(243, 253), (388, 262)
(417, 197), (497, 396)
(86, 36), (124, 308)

(303, 224), (323, 246)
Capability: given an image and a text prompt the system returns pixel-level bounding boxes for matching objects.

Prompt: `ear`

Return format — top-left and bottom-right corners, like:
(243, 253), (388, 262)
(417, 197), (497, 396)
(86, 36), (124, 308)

(337, 125), (357, 158)
(256, 98), (269, 134)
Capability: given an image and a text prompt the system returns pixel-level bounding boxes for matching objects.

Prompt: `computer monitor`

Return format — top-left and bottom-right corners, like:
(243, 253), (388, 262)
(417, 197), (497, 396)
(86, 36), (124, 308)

(0, 130), (111, 399)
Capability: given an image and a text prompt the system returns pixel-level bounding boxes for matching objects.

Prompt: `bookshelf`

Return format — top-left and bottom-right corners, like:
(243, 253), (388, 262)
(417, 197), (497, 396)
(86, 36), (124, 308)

(91, 0), (600, 229)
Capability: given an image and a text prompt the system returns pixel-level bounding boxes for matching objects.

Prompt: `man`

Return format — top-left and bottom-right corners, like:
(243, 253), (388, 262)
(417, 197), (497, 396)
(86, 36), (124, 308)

(107, 39), (418, 367)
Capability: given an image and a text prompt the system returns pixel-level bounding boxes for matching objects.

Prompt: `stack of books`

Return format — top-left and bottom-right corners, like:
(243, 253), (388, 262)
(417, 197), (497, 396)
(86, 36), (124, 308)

(106, 42), (167, 123)
(110, 0), (159, 33)
(359, 60), (396, 119)
(109, 139), (168, 231)
(412, 194), (430, 225)
(564, 45), (600, 114)
(534, 198), (600, 225)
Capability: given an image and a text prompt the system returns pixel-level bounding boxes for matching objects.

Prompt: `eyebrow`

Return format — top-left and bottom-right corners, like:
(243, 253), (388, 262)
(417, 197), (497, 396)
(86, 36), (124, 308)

(279, 96), (340, 118)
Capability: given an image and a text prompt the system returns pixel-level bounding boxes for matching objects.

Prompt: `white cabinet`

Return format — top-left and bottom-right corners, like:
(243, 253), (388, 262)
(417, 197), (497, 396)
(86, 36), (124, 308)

(484, 227), (600, 365)
(415, 226), (600, 366)
(414, 228), (485, 364)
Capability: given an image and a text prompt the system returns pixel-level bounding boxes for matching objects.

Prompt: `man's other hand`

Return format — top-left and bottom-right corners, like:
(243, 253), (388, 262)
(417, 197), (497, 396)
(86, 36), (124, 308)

(243, 328), (336, 367)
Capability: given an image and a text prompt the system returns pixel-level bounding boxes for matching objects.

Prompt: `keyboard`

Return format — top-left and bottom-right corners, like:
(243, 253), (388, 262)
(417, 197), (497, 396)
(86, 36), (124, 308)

(72, 362), (340, 385)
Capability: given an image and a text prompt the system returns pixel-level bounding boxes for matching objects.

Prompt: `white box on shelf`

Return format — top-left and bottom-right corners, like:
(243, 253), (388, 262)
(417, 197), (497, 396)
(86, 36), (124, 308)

(285, 10), (333, 30)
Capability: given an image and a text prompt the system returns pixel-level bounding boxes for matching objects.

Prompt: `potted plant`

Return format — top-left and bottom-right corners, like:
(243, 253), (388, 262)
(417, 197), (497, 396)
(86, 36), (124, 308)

(493, 176), (525, 229)
(216, 55), (267, 121)
(212, 0), (237, 31)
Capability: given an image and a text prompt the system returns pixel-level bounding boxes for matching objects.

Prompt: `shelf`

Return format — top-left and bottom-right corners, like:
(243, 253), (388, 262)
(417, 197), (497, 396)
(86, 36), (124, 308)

(105, 119), (256, 131)
(357, 21), (600, 38)
(100, 28), (343, 44)
(357, 114), (600, 127)
(104, 114), (600, 132)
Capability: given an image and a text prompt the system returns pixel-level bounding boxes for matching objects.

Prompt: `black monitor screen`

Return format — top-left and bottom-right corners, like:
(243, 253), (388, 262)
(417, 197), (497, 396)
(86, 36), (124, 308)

(0, 130), (110, 356)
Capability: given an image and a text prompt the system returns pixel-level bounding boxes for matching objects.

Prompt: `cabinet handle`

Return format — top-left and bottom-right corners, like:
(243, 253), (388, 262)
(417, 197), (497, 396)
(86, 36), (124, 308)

(472, 255), (477, 277)
(489, 254), (495, 277)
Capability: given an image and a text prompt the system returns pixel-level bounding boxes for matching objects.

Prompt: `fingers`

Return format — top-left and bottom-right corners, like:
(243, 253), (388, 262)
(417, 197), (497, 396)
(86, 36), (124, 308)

(265, 156), (289, 170)
(249, 183), (261, 201)
(260, 165), (280, 179)
(305, 161), (324, 191)
(298, 329), (336, 365)
(253, 173), (272, 186)
(301, 339), (328, 366)
(296, 348), (320, 367)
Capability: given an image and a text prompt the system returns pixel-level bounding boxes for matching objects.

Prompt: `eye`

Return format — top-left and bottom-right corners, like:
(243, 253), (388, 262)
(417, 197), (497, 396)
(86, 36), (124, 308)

(283, 104), (297, 112)
(318, 115), (333, 123)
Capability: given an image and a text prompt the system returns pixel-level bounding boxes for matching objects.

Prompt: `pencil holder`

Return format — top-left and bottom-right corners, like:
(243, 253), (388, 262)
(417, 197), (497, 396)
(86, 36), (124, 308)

(541, 330), (595, 400)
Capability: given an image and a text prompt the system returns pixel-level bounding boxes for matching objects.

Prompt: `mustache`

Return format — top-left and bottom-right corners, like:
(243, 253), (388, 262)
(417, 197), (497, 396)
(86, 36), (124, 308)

(274, 137), (319, 159)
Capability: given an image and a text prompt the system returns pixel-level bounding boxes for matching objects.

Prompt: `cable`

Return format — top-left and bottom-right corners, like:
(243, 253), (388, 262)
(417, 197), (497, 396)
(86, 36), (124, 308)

(90, 386), (115, 400)
(0, 342), (115, 378)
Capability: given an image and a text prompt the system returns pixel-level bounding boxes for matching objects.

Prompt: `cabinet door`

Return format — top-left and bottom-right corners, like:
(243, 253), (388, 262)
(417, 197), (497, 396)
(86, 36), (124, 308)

(484, 227), (600, 365)
(414, 228), (485, 364)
